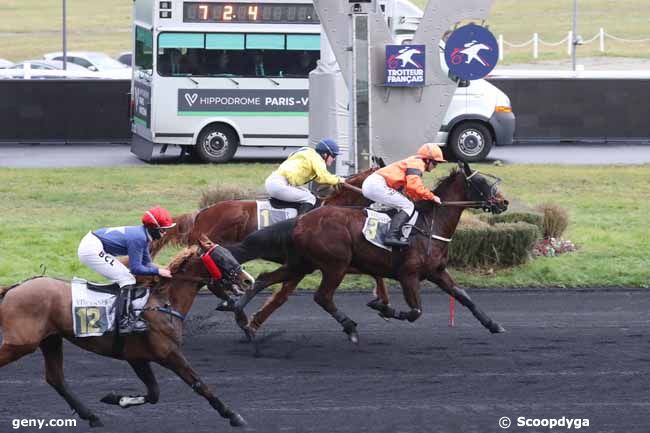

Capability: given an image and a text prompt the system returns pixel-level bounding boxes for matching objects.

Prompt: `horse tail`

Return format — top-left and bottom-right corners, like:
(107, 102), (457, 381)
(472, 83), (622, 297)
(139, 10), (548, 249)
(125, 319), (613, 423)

(227, 218), (298, 265)
(150, 211), (197, 258)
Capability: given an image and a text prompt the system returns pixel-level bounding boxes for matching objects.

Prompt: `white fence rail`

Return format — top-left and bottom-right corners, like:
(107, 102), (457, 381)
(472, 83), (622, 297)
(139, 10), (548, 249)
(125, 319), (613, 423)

(498, 28), (650, 61)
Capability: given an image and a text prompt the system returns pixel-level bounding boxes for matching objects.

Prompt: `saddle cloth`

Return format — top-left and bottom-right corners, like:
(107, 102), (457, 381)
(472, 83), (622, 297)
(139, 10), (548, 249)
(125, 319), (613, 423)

(362, 209), (418, 251)
(256, 200), (298, 230)
(71, 278), (149, 337)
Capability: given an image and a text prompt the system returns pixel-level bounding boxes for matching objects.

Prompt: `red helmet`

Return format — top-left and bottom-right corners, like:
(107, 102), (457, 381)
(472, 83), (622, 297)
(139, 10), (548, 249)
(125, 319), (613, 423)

(142, 207), (176, 229)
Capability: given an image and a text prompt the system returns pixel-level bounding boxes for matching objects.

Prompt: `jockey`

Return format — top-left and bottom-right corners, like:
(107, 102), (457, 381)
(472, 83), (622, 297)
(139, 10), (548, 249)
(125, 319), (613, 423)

(265, 138), (343, 214)
(362, 143), (446, 247)
(77, 206), (176, 331)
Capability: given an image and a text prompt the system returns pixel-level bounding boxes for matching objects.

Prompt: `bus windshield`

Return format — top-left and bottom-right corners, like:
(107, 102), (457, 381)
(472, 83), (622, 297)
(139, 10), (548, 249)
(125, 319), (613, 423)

(157, 32), (319, 78)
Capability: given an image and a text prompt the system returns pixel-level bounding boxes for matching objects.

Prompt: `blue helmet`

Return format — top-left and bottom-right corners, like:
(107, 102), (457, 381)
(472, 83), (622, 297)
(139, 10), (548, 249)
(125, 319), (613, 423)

(315, 138), (340, 157)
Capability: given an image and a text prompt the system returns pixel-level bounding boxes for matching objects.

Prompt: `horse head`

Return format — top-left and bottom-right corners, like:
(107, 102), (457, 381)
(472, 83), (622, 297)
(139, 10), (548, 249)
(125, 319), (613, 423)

(162, 237), (254, 297)
(457, 161), (509, 214)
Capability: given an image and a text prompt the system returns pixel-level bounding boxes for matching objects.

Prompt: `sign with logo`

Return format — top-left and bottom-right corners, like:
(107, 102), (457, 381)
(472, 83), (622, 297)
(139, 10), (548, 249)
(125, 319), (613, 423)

(178, 89), (309, 115)
(133, 81), (151, 128)
(384, 44), (426, 87)
(444, 24), (499, 80)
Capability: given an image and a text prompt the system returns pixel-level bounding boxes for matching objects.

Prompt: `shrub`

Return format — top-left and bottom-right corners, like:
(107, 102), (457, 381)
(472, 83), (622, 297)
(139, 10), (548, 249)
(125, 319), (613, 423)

(480, 211), (544, 234)
(199, 184), (257, 208)
(449, 222), (540, 268)
(535, 203), (569, 238)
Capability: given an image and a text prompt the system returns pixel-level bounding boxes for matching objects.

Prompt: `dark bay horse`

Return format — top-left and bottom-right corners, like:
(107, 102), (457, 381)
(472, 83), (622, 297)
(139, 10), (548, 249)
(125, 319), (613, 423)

(229, 162), (509, 343)
(148, 168), (395, 307)
(0, 239), (249, 428)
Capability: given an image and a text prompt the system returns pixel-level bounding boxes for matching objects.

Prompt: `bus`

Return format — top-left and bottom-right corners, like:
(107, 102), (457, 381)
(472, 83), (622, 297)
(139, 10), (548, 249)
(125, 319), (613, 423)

(131, 0), (321, 162)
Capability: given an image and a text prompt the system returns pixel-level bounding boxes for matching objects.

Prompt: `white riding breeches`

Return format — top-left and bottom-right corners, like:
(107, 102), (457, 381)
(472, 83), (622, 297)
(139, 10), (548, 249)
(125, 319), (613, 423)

(77, 232), (136, 287)
(362, 173), (415, 215)
(265, 172), (316, 205)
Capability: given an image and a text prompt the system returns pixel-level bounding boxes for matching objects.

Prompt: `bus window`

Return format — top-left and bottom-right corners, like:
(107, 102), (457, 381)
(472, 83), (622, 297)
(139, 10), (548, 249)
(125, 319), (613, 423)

(135, 26), (153, 74)
(157, 32), (319, 78)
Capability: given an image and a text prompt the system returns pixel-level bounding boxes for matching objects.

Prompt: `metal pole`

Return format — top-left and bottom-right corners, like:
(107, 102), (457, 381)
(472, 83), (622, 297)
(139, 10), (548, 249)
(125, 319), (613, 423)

(62, 0), (67, 70)
(571, 0), (577, 71)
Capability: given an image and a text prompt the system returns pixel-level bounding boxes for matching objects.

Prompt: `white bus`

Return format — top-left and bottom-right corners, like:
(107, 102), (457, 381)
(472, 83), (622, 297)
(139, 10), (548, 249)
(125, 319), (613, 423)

(131, 0), (321, 162)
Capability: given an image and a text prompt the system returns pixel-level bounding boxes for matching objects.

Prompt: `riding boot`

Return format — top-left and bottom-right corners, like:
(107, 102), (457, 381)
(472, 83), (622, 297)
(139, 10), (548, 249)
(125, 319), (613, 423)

(384, 211), (410, 247)
(297, 202), (315, 215)
(117, 285), (134, 333)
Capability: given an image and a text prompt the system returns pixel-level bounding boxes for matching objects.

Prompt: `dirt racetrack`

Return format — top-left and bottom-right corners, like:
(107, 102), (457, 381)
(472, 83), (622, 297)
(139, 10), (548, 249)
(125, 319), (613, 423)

(1, 289), (649, 433)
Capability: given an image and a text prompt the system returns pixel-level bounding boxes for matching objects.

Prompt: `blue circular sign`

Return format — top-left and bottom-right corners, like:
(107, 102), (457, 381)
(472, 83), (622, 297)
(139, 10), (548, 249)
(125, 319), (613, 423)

(444, 24), (499, 80)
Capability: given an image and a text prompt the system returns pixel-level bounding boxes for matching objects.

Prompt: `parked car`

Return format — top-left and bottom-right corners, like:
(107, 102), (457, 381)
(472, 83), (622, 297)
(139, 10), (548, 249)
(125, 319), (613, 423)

(8, 60), (90, 72)
(117, 51), (132, 66)
(0, 58), (14, 68)
(43, 51), (131, 79)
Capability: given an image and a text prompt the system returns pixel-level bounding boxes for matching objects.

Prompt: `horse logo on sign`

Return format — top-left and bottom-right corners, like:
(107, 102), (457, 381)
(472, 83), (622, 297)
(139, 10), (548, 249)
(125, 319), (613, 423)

(445, 24), (499, 80)
(385, 44), (426, 87)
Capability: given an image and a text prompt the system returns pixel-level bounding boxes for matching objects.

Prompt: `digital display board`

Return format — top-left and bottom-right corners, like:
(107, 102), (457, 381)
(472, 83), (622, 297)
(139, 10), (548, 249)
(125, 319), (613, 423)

(183, 2), (319, 24)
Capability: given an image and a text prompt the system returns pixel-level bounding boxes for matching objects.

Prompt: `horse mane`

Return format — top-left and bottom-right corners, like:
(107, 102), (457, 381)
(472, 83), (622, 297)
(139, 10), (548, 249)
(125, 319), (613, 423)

(433, 167), (462, 193)
(149, 211), (199, 258)
(346, 167), (378, 186)
(167, 246), (199, 274)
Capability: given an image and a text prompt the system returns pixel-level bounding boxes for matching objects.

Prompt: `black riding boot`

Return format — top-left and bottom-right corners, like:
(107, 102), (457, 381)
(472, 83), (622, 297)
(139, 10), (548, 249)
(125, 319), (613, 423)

(384, 211), (410, 247)
(297, 202), (315, 215)
(117, 285), (147, 333)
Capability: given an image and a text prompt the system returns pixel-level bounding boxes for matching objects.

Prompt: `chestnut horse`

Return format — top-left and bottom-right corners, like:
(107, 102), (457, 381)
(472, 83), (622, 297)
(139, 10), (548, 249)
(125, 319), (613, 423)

(148, 168), (394, 307)
(0, 239), (249, 428)
(229, 162), (509, 343)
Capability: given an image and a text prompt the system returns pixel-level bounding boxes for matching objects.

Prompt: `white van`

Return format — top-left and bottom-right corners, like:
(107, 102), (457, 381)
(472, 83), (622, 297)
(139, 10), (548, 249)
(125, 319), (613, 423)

(394, 35), (516, 162)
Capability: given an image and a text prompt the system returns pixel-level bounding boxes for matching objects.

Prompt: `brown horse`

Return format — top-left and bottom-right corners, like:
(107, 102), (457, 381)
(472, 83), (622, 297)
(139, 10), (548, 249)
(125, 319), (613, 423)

(0, 239), (250, 428)
(229, 162), (509, 343)
(148, 167), (395, 307)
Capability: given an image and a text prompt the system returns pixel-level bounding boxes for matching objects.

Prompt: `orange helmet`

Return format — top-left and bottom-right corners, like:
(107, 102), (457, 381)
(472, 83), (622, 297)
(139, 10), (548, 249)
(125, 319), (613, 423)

(142, 207), (176, 229)
(416, 143), (446, 162)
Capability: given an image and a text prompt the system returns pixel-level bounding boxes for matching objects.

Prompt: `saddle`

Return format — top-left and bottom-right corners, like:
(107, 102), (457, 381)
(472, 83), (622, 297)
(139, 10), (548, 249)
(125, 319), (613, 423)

(269, 198), (302, 211)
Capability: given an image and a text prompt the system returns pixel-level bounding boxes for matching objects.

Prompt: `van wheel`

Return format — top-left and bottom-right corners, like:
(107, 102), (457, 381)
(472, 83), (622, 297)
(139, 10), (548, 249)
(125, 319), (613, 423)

(196, 125), (238, 163)
(448, 121), (493, 162)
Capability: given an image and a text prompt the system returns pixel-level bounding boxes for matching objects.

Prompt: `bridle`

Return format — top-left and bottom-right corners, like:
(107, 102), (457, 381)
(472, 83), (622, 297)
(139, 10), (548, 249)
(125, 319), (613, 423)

(412, 169), (503, 253)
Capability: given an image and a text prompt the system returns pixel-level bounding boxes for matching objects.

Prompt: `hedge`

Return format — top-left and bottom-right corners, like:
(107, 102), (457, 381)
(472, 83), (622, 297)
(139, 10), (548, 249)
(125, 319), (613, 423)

(449, 222), (540, 268)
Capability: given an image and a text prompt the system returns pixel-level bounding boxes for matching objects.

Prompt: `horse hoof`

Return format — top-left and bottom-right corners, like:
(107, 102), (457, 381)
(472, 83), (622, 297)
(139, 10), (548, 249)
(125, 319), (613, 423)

(229, 412), (247, 427)
(215, 300), (236, 312)
(100, 392), (120, 405)
(244, 326), (256, 342)
(345, 330), (359, 345)
(88, 416), (103, 428)
(366, 298), (384, 310)
(490, 323), (506, 334)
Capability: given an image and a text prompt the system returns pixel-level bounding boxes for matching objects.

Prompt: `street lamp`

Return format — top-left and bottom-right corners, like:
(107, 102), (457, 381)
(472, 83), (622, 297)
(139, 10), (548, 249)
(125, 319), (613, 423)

(62, 0), (67, 70)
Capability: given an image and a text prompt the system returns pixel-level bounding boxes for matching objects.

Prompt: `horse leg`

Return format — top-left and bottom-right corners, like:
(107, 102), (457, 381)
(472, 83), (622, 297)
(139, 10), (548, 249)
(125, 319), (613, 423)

(0, 342), (37, 368)
(233, 266), (295, 313)
(430, 270), (505, 333)
(100, 360), (160, 408)
(312, 270), (359, 344)
(367, 277), (393, 319)
(158, 350), (246, 427)
(248, 274), (305, 336)
(39, 335), (103, 428)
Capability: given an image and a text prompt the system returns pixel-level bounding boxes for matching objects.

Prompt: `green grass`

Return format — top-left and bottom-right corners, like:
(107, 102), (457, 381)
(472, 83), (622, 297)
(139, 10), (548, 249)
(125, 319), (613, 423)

(1, 164), (648, 289)
(1, 0), (649, 63)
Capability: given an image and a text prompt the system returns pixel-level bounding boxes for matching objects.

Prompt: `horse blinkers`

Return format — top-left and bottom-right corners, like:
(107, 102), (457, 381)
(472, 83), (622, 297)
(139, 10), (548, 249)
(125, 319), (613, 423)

(459, 162), (509, 214)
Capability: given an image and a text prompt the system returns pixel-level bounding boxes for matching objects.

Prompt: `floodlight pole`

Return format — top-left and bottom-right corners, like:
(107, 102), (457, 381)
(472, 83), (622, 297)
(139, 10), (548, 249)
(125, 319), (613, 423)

(571, 0), (577, 71)
(62, 0), (68, 70)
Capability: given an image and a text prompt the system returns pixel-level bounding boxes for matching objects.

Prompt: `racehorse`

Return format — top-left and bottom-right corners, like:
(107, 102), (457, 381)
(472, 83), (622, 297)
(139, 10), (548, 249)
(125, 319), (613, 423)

(0, 238), (250, 428)
(147, 168), (395, 308)
(228, 162), (509, 343)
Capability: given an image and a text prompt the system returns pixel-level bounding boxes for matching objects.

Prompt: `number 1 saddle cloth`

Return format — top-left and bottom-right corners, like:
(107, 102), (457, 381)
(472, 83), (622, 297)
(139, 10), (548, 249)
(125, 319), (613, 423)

(361, 209), (419, 251)
(256, 200), (298, 230)
(71, 278), (150, 337)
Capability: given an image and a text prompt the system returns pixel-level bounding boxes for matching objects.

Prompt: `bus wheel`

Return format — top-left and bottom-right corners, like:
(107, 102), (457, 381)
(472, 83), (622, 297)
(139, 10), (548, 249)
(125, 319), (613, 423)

(196, 125), (238, 163)
(448, 121), (493, 162)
